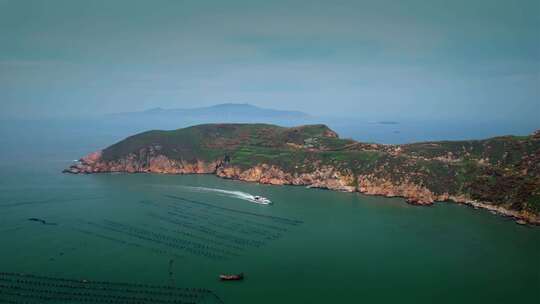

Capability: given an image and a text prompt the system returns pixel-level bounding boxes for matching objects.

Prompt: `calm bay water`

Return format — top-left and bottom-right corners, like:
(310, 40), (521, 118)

(0, 131), (539, 303)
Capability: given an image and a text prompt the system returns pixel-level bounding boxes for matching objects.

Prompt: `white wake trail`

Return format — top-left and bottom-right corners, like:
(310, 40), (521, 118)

(181, 186), (269, 204)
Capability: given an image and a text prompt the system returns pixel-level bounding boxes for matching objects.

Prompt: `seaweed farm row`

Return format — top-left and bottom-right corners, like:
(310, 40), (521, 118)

(163, 195), (304, 226)
(144, 195), (303, 256)
(0, 196), (105, 209)
(67, 195), (303, 260)
(0, 272), (223, 304)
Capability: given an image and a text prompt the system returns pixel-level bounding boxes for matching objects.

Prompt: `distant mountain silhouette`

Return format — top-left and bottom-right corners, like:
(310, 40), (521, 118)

(108, 103), (312, 128)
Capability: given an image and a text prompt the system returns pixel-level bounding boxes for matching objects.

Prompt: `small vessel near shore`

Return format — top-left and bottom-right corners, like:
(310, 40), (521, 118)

(219, 273), (244, 281)
(250, 195), (271, 204)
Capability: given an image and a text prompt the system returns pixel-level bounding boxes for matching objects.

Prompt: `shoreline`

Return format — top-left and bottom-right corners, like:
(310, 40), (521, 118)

(64, 168), (540, 226)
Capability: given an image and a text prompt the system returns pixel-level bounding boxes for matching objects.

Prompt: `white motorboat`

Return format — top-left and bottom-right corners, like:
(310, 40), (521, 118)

(250, 195), (272, 204)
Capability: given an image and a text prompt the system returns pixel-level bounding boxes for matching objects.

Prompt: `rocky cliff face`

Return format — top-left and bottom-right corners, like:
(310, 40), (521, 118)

(63, 124), (540, 226)
(64, 149), (540, 225)
(216, 164), (357, 192)
(64, 150), (221, 174)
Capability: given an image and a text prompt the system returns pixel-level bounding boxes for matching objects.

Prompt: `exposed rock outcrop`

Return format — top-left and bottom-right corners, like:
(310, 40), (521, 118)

(64, 150), (540, 225)
(216, 164), (357, 192)
(358, 175), (439, 205)
(64, 150), (221, 175)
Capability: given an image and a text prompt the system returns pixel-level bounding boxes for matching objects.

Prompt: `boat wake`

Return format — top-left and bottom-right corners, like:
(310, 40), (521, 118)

(181, 186), (271, 205)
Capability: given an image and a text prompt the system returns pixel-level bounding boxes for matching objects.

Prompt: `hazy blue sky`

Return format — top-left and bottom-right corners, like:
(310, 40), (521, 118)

(1, 0), (538, 121)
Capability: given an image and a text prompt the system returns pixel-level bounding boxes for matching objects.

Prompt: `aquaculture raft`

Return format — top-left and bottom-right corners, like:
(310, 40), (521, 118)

(0, 272), (223, 304)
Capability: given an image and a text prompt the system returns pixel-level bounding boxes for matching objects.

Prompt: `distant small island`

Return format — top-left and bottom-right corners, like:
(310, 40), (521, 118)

(65, 124), (540, 225)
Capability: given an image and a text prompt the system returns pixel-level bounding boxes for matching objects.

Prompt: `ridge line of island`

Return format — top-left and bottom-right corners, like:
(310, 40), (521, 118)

(64, 123), (540, 226)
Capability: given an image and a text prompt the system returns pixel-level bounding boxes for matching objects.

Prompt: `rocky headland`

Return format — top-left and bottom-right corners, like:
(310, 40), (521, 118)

(64, 124), (540, 225)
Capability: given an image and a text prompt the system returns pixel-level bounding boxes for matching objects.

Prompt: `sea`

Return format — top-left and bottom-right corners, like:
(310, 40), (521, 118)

(0, 119), (538, 303)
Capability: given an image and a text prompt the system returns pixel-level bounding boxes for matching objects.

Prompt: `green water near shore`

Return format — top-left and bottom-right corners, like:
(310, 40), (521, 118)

(0, 153), (539, 303)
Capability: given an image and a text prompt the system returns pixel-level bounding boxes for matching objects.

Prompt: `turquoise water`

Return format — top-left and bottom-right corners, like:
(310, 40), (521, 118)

(0, 139), (539, 303)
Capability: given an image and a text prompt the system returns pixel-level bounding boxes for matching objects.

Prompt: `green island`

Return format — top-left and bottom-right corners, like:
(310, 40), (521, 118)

(65, 123), (540, 224)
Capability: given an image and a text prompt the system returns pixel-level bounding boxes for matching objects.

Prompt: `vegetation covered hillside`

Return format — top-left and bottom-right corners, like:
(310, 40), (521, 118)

(67, 124), (540, 222)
